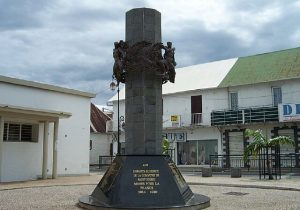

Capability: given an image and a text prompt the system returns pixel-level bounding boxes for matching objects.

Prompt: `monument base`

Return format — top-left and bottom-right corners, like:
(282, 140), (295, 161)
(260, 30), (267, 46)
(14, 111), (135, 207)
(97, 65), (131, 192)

(78, 155), (210, 209)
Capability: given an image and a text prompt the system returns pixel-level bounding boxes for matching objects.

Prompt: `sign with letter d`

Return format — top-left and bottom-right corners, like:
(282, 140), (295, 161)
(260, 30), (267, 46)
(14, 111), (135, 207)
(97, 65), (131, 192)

(278, 103), (300, 122)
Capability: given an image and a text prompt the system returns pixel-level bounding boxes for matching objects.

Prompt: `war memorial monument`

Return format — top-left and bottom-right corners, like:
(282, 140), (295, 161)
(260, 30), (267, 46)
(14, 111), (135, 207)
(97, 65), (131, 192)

(79, 8), (210, 209)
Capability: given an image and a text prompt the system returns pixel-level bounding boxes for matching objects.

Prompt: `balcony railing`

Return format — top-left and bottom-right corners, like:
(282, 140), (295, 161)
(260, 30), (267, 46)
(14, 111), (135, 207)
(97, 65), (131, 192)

(211, 106), (278, 126)
(191, 113), (202, 125)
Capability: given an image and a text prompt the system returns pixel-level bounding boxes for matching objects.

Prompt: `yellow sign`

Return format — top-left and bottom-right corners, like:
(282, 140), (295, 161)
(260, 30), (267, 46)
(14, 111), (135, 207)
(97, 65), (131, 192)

(171, 115), (178, 122)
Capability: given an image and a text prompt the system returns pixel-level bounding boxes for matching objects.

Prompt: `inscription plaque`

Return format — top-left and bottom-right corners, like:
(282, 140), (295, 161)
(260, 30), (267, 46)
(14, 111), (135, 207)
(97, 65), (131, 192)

(133, 164), (160, 194)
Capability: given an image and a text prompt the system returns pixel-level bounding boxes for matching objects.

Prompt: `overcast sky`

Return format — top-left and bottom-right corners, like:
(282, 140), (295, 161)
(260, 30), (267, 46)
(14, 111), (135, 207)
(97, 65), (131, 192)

(1, 0), (300, 105)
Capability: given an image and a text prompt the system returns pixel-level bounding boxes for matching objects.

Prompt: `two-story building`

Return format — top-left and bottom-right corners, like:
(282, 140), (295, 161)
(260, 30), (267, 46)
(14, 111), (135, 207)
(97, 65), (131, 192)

(108, 47), (300, 167)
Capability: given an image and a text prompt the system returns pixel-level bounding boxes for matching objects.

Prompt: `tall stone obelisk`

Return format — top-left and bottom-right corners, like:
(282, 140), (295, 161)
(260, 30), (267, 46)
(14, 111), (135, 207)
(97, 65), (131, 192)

(125, 8), (162, 155)
(79, 8), (210, 210)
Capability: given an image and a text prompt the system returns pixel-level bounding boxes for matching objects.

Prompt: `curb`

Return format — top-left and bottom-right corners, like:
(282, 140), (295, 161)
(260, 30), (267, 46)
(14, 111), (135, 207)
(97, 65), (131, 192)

(187, 182), (300, 192)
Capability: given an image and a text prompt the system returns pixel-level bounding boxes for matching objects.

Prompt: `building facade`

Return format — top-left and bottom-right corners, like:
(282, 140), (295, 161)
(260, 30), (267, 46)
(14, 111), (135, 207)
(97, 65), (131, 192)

(90, 103), (112, 165)
(0, 75), (95, 182)
(109, 47), (300, 167)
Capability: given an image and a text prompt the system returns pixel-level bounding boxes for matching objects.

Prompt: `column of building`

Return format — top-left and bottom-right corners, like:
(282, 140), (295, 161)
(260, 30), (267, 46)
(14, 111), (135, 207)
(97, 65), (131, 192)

(52, 119), (59, 179)
(42, 119), (59, 180)
(42, 121), (49, 179)
(0, 116), (4, 182)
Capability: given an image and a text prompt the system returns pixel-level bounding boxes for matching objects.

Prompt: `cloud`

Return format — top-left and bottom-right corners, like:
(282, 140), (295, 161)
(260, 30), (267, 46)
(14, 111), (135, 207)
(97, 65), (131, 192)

(0, 0), (48, 31)
(0, 0), (300, 105)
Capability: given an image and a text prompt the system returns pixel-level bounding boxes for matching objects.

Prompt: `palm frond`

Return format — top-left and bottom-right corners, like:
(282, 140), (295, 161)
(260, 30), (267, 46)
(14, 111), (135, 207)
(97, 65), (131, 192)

(243, 139), (264, 161)
(243, 129), (296, 161)
(268, 136), (295, 147)
(245, 129), (266, 143)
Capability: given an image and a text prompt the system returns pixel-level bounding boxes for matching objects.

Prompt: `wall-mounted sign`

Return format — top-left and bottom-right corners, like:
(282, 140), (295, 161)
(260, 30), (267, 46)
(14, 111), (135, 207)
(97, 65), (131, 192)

(278, 103), (300, 122)
(170, 115), (181, 127)
(171, 115), (179, 122)
(163, 132), (187, 142)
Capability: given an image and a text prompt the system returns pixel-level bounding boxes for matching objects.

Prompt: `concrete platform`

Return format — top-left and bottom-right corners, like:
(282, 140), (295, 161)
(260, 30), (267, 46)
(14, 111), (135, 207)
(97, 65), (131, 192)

(1, 172), (300, 209)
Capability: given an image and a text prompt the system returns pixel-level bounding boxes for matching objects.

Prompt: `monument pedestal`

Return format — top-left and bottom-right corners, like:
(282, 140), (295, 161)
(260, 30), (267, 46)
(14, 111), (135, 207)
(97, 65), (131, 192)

(79, 155), (210, 209)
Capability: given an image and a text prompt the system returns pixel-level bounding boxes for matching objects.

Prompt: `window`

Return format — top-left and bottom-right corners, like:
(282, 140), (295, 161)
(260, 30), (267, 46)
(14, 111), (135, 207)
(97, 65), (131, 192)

(191, 95), (202, 124)
(177, 140), (217, 165)
(229, 92), (238, 110)
(3, 122), (38, 142)
(272, 87), (282, 107)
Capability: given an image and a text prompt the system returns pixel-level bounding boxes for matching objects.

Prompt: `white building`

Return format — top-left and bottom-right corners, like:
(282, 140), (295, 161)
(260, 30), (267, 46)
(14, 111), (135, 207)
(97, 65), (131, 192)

(0, 75), (95, 182)
(109, 47), (300, 168)
(90, 103), (112, 165)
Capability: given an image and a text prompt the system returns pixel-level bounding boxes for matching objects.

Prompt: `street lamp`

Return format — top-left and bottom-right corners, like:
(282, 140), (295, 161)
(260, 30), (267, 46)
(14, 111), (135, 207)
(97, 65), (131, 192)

(110, 80), (120, 155)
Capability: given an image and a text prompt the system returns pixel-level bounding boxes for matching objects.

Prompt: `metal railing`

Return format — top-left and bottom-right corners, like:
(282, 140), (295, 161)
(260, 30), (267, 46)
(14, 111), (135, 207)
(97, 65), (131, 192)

(165, 148), (175, 162)
(99, 155), (115, 168)
(209, 154), (299, 172)
(191, 113), (202, 125)
(211, 106), (278, 126)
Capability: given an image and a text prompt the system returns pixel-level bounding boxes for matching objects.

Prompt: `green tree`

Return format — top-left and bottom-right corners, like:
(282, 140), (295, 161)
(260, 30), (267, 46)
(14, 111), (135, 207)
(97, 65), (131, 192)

(162, 137), (170, 155)
(243, 129), (295, 180)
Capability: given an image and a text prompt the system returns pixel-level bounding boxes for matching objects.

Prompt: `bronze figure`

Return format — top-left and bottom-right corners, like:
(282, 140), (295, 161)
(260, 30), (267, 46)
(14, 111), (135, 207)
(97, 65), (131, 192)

(113, 40), (176, 84)
(161, 42), (176, 83)
(113, 40), (127, 83)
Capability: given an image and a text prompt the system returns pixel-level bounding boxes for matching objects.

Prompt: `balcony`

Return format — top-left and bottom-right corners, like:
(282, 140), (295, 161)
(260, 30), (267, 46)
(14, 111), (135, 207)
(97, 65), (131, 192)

(211, 106), (279, 126)
(163, 113), (203, 128)
(191, 113), (202, 125)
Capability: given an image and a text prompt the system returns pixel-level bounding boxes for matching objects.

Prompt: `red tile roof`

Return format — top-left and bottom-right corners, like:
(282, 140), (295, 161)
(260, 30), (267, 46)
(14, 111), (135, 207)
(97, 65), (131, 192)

(90, 103), (111, 133)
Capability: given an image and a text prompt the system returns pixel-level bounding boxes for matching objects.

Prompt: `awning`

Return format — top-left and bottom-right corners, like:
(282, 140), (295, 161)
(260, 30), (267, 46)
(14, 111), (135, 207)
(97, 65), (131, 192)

(0, 104), (72, 121)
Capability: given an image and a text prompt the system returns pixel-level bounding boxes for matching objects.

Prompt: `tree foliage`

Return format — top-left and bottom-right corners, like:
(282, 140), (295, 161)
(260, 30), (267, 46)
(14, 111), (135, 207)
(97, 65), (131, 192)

(243, 129), (295, 161)
(162, 137), (170, 155)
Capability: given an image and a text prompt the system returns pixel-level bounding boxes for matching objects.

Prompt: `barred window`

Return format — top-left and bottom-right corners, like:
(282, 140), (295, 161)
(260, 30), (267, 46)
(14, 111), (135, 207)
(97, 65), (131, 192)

(3, 122), (38, 142)
(229, 92), (238, 110)
(272, 87), (282, 107)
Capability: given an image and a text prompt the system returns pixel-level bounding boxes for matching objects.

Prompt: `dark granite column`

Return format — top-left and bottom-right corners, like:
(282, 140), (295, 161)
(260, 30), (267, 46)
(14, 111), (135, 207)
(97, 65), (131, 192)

(79, 8), (210, 210)
(125, 8), (162, 155)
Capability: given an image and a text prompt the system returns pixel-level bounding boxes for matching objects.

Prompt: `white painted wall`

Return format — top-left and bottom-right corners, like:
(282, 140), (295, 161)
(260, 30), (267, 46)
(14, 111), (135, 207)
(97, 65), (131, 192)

(280, 79), (300, 104)
(1, 122), (43, 182)
(162, 88), (228, 126)
(90, 133), (111, 165)
(229, 83), (272, 108)
(0, 82), (91, 182)
(228, 78), (300, 108)
(163, 92), (191, 127)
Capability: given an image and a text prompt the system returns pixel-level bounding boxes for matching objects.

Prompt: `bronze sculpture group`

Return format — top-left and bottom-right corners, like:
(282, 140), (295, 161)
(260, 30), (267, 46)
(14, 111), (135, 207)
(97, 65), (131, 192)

(113, 40), (176, 84)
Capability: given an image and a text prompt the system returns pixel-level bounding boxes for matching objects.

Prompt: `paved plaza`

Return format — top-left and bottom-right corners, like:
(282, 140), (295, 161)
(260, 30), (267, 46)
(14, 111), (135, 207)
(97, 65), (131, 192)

(1, 172), (300, 210)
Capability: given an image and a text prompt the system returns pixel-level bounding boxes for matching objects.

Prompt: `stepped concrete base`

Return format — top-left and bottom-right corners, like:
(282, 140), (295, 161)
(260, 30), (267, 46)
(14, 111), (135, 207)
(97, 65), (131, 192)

(79, 155), (210, 209)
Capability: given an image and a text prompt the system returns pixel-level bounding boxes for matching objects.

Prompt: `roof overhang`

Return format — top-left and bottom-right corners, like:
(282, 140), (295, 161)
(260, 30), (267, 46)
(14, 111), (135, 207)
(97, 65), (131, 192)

(0, 75), (96, 98)
(107, 57), (238, 103)
(0, 104), (72, 121)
